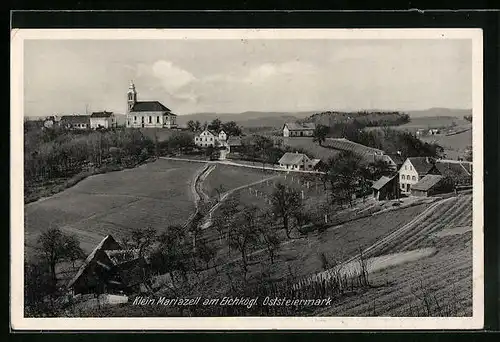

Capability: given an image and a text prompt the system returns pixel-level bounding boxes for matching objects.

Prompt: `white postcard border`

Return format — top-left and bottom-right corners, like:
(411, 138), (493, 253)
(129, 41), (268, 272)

(10, 28), (484, 330)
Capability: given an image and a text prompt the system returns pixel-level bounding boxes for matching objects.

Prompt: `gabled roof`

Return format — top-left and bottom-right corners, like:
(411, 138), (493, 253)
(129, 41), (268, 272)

(406, 157), (436, 176)
(91, 111), (114, 118)
(60, 115), (90, 124)
(372, 175), (395, 190)
(67, 235), (122, 288)
(434, 160), (472, 178)
(284, 122), (316, 131)
(411, 174), (444, 191)
(104, 249), (141, 266)
(386, 154), (404, 165)
(279, 152), (308, 165)
(130, 101), (173, 113)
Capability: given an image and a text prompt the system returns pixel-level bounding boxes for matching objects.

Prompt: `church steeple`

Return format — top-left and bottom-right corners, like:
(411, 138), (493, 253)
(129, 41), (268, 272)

(127, 81), (137, 113)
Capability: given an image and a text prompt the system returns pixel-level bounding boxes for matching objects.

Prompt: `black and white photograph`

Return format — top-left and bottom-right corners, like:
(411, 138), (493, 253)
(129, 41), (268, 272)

(11, 29), (483, 330)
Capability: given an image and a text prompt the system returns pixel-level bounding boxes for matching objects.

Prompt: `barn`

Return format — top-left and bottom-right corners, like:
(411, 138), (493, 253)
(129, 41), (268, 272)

(67, 235), (148, 295)
(411, 174), (454, 197)
(372, 175), (399, 201)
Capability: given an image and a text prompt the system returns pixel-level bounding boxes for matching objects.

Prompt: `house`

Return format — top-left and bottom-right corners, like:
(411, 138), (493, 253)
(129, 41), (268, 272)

(434, 159), (472, 186)
(411, 174), (454, 197)
(278, 152), (321, 171)
(194, 129), (230, 148)
(282, 122), (316, 137)
(428, 128), (440, 135)
(60, 115), (90, 130)
(398, 157), (440, 195)
(227, 136), (243, 153)
(194, 130), (218, 147)
(67, 235), (148, 295)
(385, 153), (405, 170)
(126, 81), (177, 128)
(372, 175), (399, 201)
(90, 111), (116, 129)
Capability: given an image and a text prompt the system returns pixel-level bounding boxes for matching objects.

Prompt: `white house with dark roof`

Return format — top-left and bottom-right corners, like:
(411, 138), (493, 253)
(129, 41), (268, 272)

(125, 81), (177, 128)
(90, 111), (116, 129)
(282, 122), (316, 137)
(399, 157), (440, 195)
(278, 152), (321, 171)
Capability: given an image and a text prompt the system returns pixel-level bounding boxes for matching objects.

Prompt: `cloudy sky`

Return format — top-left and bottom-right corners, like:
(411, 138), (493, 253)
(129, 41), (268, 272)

(24, 39), (472, 116)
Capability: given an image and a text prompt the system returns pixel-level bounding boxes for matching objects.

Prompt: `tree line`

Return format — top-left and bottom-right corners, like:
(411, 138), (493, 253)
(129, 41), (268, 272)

(186, 118), (242, 136)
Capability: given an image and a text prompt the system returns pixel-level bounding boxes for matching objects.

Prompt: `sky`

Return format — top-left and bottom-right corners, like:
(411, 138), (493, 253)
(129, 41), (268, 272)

(23, 39), (472, 116)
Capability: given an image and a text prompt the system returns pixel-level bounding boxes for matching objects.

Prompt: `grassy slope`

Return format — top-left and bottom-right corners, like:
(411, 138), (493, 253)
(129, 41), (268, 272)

(25, 159), (203, 255)
(419, 130), (472, 159)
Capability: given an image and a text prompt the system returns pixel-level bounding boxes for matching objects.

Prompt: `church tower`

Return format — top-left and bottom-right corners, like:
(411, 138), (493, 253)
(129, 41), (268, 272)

(127, 81), (137, 114)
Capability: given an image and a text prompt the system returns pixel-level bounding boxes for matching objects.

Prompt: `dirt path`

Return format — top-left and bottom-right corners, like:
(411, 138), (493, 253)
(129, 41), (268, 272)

(199, 175), (280, 230)
(182, 163), (215, 228)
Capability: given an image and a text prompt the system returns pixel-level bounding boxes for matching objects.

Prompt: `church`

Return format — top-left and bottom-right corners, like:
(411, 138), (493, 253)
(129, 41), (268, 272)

(125, 81), (178, 129)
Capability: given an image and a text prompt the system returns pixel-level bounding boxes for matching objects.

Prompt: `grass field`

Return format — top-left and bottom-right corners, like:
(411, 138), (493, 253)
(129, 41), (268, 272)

(419, 130), (472, 160)
(276, 137), (341, 160)
(24, 159), (203, 255)
(202, 164), (277, 199)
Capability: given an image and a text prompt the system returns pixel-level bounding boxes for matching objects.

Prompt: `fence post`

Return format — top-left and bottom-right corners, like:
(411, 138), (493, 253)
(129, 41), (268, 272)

(324, 214), (328, 224)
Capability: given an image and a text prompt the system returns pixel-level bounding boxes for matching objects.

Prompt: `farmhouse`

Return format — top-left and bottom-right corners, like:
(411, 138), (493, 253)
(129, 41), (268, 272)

(90, 111), (116, 129)
(194, 129), (229, 148)
(278, 152), (320, 171)
(67, 235), (148, 295)
(399, 157), (439, 195)
(434, 159), (473, 187)
(372, 175), (399, 201)
(126, 81), (178, 129)
(60, 115), (90, 130)
(411, 174), (454, 197)
(282, 122), (316, 137)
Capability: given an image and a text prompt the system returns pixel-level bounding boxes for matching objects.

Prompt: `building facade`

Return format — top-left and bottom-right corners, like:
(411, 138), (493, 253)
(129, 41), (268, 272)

(60, 115), (90, 130)
(278, 152), (320, 171)
(125, 82), (177, 129)
(194, 129), (229, 148)
(90, 111), (116, 129)
(399, 157), (439, 195)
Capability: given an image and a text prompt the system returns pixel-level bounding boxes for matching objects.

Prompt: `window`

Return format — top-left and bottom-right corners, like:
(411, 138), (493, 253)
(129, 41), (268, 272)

(134, 116), (137, 121)
(401, 175), (404, 180)
(412, 176), (416, 181)
(149, 116), (152, 124)
(405, 166), (407, 170)
(157, 116), (160, 123)
(127, 121), (130, 126)
(210, 138), (213, 141)
(409, 165), (412, 170)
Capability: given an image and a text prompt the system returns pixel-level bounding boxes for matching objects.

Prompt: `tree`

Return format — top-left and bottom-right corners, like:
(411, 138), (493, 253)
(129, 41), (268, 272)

(167, 133), (195, 154)
(186, 120), (196, 132)
(368, 158), (394, 180)
(270, 183), (303, 239)
(194, 120), (202, 132)
(229, 206), (259, 280)
(313, 124), (329, 146)
(257, 210), (281, 264)
(128, 226), (157, 257)
(208, 118), (222, 132)
(326, 151), (364, 207)
(221, 121), (242, 136)
(195, 240), (217, 271)
(37, 228), (85, 287)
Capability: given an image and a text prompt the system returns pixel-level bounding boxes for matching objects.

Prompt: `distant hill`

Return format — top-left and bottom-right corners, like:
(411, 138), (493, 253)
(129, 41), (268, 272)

(406, 108), (472, 118)
(176, 111), (317, 128)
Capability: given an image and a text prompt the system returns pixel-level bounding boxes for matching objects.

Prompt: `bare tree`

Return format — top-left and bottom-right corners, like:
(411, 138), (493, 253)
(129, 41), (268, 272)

(37, 228), (85, 287)
(229, 206), (259, 281)
(257, 210), (281, 264)
(270, 183), (302, 239)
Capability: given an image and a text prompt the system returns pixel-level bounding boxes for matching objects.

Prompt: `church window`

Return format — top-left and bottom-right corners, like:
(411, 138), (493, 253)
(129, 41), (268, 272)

(149, 116), (152, 123)
(127, 121), (130, 126)
(156, 116), (160, 123)
(134, 116), (137, 121)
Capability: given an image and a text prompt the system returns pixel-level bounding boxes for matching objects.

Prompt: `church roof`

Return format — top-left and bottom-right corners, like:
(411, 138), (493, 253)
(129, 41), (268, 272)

(130, 101), (174, 114)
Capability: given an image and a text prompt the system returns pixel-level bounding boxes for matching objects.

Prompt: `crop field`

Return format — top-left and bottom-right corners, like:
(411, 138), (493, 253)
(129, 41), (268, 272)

(313, 194), (473, 316)
(24, 159), (203, 255)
